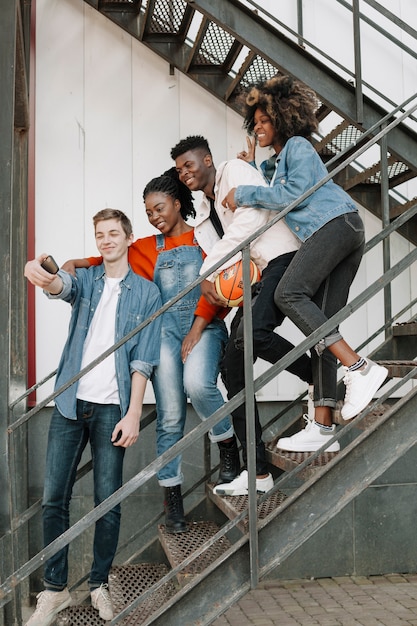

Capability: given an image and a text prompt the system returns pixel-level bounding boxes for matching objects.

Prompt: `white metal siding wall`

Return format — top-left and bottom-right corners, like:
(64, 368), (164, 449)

(34, 0), (417, 403)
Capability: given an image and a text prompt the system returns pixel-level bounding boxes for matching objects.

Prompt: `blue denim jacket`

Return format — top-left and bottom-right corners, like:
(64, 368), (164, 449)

(47, 265), (162, 419)
(234, 136), (358, 242)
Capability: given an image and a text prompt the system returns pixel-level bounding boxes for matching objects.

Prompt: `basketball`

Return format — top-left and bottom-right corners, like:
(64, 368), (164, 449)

(214, 259), (261, 306)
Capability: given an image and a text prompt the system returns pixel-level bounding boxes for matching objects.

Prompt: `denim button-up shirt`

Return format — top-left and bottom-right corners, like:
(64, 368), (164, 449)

(47, 265), (162, 419)
(234, 136), (358, 242)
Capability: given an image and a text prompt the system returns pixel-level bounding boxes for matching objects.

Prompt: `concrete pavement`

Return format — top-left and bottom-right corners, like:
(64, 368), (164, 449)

(212, 574), (417, 625)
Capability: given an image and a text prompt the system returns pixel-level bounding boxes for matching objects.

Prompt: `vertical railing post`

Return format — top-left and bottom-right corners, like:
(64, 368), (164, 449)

(380, 126), (392, 338)
(352, 0), (364, 123)
(0, 0), (31, 623)
(296, 0), (303, 47)
(242, 246), (259, 589)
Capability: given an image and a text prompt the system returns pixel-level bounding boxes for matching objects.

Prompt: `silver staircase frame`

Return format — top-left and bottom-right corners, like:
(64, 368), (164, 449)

(2, 1), (417, 624)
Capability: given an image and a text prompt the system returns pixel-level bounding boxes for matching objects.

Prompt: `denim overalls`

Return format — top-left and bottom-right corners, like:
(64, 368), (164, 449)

(151, 234), (234, 487)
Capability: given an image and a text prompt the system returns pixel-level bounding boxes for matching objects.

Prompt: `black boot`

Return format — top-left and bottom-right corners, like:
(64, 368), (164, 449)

(164, 485), (187, 533)
(217, 436), (240, 484)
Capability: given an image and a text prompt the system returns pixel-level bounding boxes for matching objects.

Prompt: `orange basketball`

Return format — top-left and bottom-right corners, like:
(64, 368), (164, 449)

(215, 259), (261, 307)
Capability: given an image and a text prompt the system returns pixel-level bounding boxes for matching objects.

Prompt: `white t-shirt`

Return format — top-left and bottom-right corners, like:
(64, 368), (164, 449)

(76, 276), (121, 405)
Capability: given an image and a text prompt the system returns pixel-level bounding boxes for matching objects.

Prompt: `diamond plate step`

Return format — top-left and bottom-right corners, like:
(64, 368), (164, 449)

(158, 520), (231, 584)
(206, 483), (287, 533)
(56, 563), (176, 625)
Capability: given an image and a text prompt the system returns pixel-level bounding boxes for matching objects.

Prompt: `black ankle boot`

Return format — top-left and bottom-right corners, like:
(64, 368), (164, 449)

(164, 485), (187, 533)
(217, 436), (240, 484)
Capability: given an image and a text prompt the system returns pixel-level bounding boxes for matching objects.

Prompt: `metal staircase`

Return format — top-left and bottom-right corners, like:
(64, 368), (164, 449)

(85, 0), (417, 244)
(2, 1), (417, 625)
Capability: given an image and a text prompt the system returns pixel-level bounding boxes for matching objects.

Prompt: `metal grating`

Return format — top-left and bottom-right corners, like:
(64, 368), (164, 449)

(55, 563), (176, 625)
(56, 605), (108, 625)
(99, 0), (141, 12)
(195, 22), (235, 66)
(158, 521), (231, 582)
(266, 442), (338, 480)
(320, 124), (363, 156)
(366, 159), (409, 184)
(240, 55), (279, 88)
(109, 563), (177, 625)
(148, 0), (186, 34)
(207, 484), (287, 533)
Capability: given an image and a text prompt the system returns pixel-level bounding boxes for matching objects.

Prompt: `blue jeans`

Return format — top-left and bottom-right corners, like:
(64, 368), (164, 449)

(275, 213), (365, 406)
(42, 401), (125, 590)
(221, 252), (312, 475)
(152, 317), (233, 486)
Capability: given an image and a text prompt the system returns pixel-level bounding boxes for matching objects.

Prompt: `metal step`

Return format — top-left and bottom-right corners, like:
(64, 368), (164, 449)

(378, 359), (417, 378)
(265, 398), (397, 478)
(393, 321), (417, 336)
(265, 365), (414, 478)
(83, 0), (417, 251)
(147, 389), (417, 626)
(158, 520), (231, 584)
(265, 405), (392, 478)
(56, 563), (176, 625)
(206, 483), (287, 534)
(370, 329), (417, 361)
(265, 440), (339, 480)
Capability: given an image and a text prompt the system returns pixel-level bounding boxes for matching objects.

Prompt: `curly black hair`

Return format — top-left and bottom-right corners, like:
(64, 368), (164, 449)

(143, 167), (196, 221)
(243, 74), (319, 143)
(170, 135), (211, 161)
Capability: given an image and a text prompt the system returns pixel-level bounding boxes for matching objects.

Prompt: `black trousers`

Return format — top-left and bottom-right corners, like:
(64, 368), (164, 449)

(221, 252), (312, 475)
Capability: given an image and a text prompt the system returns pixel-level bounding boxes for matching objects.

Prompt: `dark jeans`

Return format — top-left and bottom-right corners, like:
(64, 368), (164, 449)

(221, 252), (312, 475)
(42, 401), (125, 591)
(275, 213), (365, 407)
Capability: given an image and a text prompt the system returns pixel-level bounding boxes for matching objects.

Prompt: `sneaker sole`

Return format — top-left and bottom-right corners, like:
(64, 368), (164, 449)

(92, 607), (114, 622)
(277, 441), (340, 453)
(165, 526), (189, 534)
(213, 487), (271, 496)
(342, 366), (388, 420)
(213, 487), (248, 496)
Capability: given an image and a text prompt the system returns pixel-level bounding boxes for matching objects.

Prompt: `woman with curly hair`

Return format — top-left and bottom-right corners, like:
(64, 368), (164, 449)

(223, 74), (388, 452)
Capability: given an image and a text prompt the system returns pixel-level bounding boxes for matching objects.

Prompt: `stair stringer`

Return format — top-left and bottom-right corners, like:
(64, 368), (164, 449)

(146, 387), (417, 626)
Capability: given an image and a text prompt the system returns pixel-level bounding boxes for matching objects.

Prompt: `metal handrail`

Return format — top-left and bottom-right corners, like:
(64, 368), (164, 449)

(3, 245), (416, 608)
(238, 0), (417, 125)
(9, 93), (416, 434)
(4, 98), (417, 615)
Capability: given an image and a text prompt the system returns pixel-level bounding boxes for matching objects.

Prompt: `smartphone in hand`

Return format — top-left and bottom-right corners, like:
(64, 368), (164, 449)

(41, 255), (59, 274)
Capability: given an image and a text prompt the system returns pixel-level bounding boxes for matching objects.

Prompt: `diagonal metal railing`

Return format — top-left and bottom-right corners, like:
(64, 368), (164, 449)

(3, 95), (417, 619)
(235, 0), (417, 125)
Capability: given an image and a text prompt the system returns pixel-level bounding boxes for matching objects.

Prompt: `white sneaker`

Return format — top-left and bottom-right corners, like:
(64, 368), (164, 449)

(277, 415), (340, 453)
(213, 469), (273, 496)
(25, 588), (71, 626)
(341, 359), (388, 420)
(91, 583), (114, 621)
